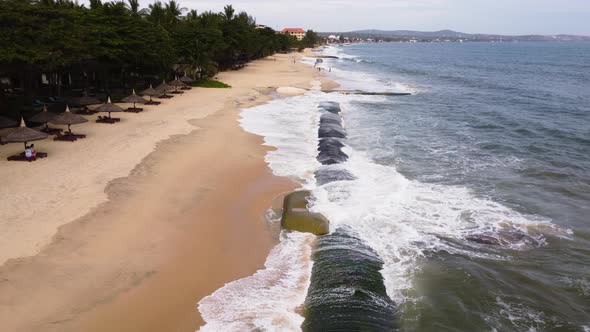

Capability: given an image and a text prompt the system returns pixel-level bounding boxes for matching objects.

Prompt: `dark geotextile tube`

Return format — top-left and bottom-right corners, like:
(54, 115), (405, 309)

(318, 103), (341, 114)
(320, 111), (342, 126)
(317, 102), (348, 165)
(317, 138), (349, 165)
(314, 167), (356, 186)
(318, 102), (342, 115)
(302, 227), (399, 331)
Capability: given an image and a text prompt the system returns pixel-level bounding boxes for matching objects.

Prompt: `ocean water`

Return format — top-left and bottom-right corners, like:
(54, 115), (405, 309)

(199, 42), (590, 331)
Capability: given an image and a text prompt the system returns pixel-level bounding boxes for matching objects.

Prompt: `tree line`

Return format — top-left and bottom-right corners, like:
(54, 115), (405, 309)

(0, 0), (321, 105)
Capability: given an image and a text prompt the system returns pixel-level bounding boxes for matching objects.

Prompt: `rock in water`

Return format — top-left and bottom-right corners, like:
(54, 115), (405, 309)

(281, 191), (330, 236)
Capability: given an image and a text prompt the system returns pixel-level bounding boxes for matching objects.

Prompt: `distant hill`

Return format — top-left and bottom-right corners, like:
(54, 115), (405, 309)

(321, 29), (590, 42)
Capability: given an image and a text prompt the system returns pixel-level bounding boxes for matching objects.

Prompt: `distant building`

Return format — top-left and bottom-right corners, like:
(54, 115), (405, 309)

(281, 28), (306, 41)
(255, 24), (269, 30)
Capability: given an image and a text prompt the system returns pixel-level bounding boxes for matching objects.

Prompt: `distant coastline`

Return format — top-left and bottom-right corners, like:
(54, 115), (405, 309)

(320, 29), (590, 43)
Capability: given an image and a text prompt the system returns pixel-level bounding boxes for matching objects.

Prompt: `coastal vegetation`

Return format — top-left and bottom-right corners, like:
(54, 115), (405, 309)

(0, 0), (320, 114)
(191, 78), (231, 88)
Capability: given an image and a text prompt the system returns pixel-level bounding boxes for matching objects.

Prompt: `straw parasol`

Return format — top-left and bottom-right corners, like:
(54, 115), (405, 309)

(169, 77), (187, 88)
(96, 97), (123, 119)
(1, 117), (48, 149)
(29, 105), (60, 133)
(179, 74), (194, 84)
(156, 80), (172, 92)
(121, 89), (148, 110)
(140, 84), (161, 105)
(68, 94), (101, 107)
(68, 92), (101, 115)
(155, 80), (174, 98)
(0, 115), (18, 129)
(179, 74), (194, 90)
(168, 77), (187, 93)
(51, 105), (88, 134)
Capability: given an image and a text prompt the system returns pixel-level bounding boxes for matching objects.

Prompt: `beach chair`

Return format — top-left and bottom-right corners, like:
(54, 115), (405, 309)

(96, 116), (120, 124)
(124, 107), (144, 113)
(41, 127), (63, 135)
(7, 152), (48, 162)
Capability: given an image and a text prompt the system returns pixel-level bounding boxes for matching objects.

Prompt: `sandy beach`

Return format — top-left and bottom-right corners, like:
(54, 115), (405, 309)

(0, 53), (328, 331)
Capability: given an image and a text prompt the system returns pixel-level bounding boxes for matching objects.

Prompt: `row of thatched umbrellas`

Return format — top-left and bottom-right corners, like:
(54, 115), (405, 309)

(0, 76), (194, 161)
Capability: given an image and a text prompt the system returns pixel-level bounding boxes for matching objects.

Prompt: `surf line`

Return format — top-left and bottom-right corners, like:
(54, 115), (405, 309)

(279, 101), (400, 331)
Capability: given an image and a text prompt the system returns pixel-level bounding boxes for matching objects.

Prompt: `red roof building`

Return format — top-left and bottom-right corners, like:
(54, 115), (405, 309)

(281, 28), (306, 40)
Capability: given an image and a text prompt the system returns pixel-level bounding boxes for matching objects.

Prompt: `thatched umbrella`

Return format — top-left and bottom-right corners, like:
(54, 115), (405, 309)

(68, 94), (100, 107)
(96, 97), (123, 120)
(51, 105), (88, 135)
(179, 74), (193, 90)
(121, 89), (148, 112)
(168, 77), (187, 94)
(140, 84), (161, 105)
(68, 93), (101, 115)
(1, 118), (48, 150)
(179, 74), (194, 84)
(156, 80), (173, 98)
(29, 105), (61, 134)
(0, 115), (18, 129)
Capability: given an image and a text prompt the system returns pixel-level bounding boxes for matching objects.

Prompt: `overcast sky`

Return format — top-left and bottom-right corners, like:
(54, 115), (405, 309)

(133, 0), (590, 35)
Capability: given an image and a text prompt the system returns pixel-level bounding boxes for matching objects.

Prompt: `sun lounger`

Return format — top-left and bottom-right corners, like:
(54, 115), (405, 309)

(180, 86), (192, 90)
(171, 90), (184, 94)
(7, 152), (48, 162)
(124, 107), (144, 113)
(96, 116), (120, 124)
(145, 100), (161, 105)
(54, 132), (86, 141)
(159, 94), (174, 99)
(54, 134), (77, 142)
(41, 127), (63, 135)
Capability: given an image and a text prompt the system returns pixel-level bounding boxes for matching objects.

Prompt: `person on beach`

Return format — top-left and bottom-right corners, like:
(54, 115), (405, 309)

(25, 145), (32, 158)
(30, 144), (36, 157)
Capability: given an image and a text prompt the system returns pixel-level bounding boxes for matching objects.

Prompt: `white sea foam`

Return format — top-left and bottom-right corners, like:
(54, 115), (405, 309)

(198, 232), (314, 332)
(197, 48), (569, 330)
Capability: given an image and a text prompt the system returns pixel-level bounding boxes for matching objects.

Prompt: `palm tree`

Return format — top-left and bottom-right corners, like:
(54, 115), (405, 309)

(223, 4), (234, 20)
(102, 1), (127, 15)
(147, 1), (165, 25)
(185, 9), (198, 21)
(126, 0), (140, 14)
(89, 0), (102, 10)
(164, 0), (187, 24)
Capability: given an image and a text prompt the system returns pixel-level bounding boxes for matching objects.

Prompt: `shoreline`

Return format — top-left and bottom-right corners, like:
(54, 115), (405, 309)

(0, 53), (326, 331)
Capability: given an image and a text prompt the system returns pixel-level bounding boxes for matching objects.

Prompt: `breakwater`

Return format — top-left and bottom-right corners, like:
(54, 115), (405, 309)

(300, 102), (398, 331)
